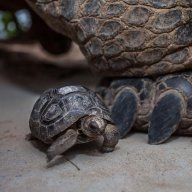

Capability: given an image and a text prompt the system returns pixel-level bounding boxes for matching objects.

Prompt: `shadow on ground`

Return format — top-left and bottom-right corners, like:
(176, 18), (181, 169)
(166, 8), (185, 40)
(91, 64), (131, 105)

(0, 61), (101, 93)
(28, 136), (106, 169)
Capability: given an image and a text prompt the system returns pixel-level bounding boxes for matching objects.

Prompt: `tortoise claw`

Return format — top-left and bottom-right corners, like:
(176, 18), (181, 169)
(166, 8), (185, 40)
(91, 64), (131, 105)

(148, 92), (182, 144)
(46, 152), (55, 163)
(111, 88), (138, 138)
(46, 129), (78, 163)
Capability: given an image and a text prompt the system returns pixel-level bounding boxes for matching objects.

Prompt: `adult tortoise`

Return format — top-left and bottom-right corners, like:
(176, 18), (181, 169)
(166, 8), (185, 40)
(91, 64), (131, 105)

(26, 0), (192, 144)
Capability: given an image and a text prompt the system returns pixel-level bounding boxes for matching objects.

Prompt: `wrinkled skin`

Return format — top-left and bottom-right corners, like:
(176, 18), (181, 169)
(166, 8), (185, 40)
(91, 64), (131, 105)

(99, 73), (192, 144)
(26, 0), (192, 76)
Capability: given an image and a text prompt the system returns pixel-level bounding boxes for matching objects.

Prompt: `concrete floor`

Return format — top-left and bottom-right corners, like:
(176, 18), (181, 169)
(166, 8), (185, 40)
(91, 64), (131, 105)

(1, 62), (192, 192)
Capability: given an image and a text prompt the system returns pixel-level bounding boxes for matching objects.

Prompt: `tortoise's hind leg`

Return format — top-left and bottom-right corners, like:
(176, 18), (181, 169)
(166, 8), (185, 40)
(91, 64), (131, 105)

(25, 133), (35, 141)
(111, 88), (138, 138)
(47, 129), (78, 162)
(148, 90), (184, 144)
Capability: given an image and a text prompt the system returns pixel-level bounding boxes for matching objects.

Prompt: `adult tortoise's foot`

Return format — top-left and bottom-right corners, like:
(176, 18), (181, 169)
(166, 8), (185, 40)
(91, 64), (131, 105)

(97, 78), (139, 138)
(148, 90), (183, 144)
(97, 73), (192, 144)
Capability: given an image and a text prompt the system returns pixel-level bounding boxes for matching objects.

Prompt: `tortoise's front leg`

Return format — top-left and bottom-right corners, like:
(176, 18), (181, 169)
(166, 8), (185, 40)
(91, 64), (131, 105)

(148, 90), (184, 144)
(111, 88), (138, 138)
(97, 78), (142, 138)
(102, 124), (120, 152)
(47, 129), (78, 162)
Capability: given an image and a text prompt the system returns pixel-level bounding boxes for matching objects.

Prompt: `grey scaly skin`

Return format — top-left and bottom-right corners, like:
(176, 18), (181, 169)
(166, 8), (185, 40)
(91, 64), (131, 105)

(28, 86), (119, 162)
(99, 73), (192, 144)
(26, 0), (192, 76)
(26, 0), (192, 144)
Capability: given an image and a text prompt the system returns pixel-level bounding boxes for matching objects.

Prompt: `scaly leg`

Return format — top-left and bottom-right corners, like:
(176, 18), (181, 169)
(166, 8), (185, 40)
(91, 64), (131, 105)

(148, 90), (184, 144)
(111, 88), (138, 138)
(47, 129), (78, 162)
(102, 124), (120, 152)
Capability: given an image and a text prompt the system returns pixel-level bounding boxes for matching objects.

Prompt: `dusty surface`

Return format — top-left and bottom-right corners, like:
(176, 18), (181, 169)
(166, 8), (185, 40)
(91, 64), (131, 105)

(1, 62), (192, 192)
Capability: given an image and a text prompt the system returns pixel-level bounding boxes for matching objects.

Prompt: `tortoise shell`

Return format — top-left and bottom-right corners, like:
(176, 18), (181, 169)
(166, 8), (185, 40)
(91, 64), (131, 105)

(29, 86), (111, 142)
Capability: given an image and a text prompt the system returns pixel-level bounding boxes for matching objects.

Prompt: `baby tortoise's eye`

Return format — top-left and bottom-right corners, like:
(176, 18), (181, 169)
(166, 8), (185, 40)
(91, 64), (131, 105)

(89, 121), (99, 131)
(42, 103), (62, 122)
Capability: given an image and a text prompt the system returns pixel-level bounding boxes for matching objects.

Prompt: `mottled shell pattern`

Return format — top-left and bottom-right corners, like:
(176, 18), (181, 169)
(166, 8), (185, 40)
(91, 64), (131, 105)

(29, 86), (112, 142)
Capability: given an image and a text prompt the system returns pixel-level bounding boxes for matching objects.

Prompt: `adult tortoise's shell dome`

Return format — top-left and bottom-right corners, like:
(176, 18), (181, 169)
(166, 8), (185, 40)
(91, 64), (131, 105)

(26, 0), (192, 76)
(29, 86), (111, 143)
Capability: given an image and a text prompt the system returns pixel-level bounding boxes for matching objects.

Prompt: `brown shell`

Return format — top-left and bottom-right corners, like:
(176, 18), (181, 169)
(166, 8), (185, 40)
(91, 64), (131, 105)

(29, 86), (112, 142)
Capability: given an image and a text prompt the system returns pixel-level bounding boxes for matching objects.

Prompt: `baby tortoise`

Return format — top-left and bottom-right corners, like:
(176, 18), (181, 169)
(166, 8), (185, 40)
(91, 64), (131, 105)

(29, 86), (119, 162)
(99, 72), (192, 144)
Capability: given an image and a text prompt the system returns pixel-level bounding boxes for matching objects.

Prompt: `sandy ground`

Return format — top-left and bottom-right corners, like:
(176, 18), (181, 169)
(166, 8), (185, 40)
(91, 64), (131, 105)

(1, 60), (192, 192)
